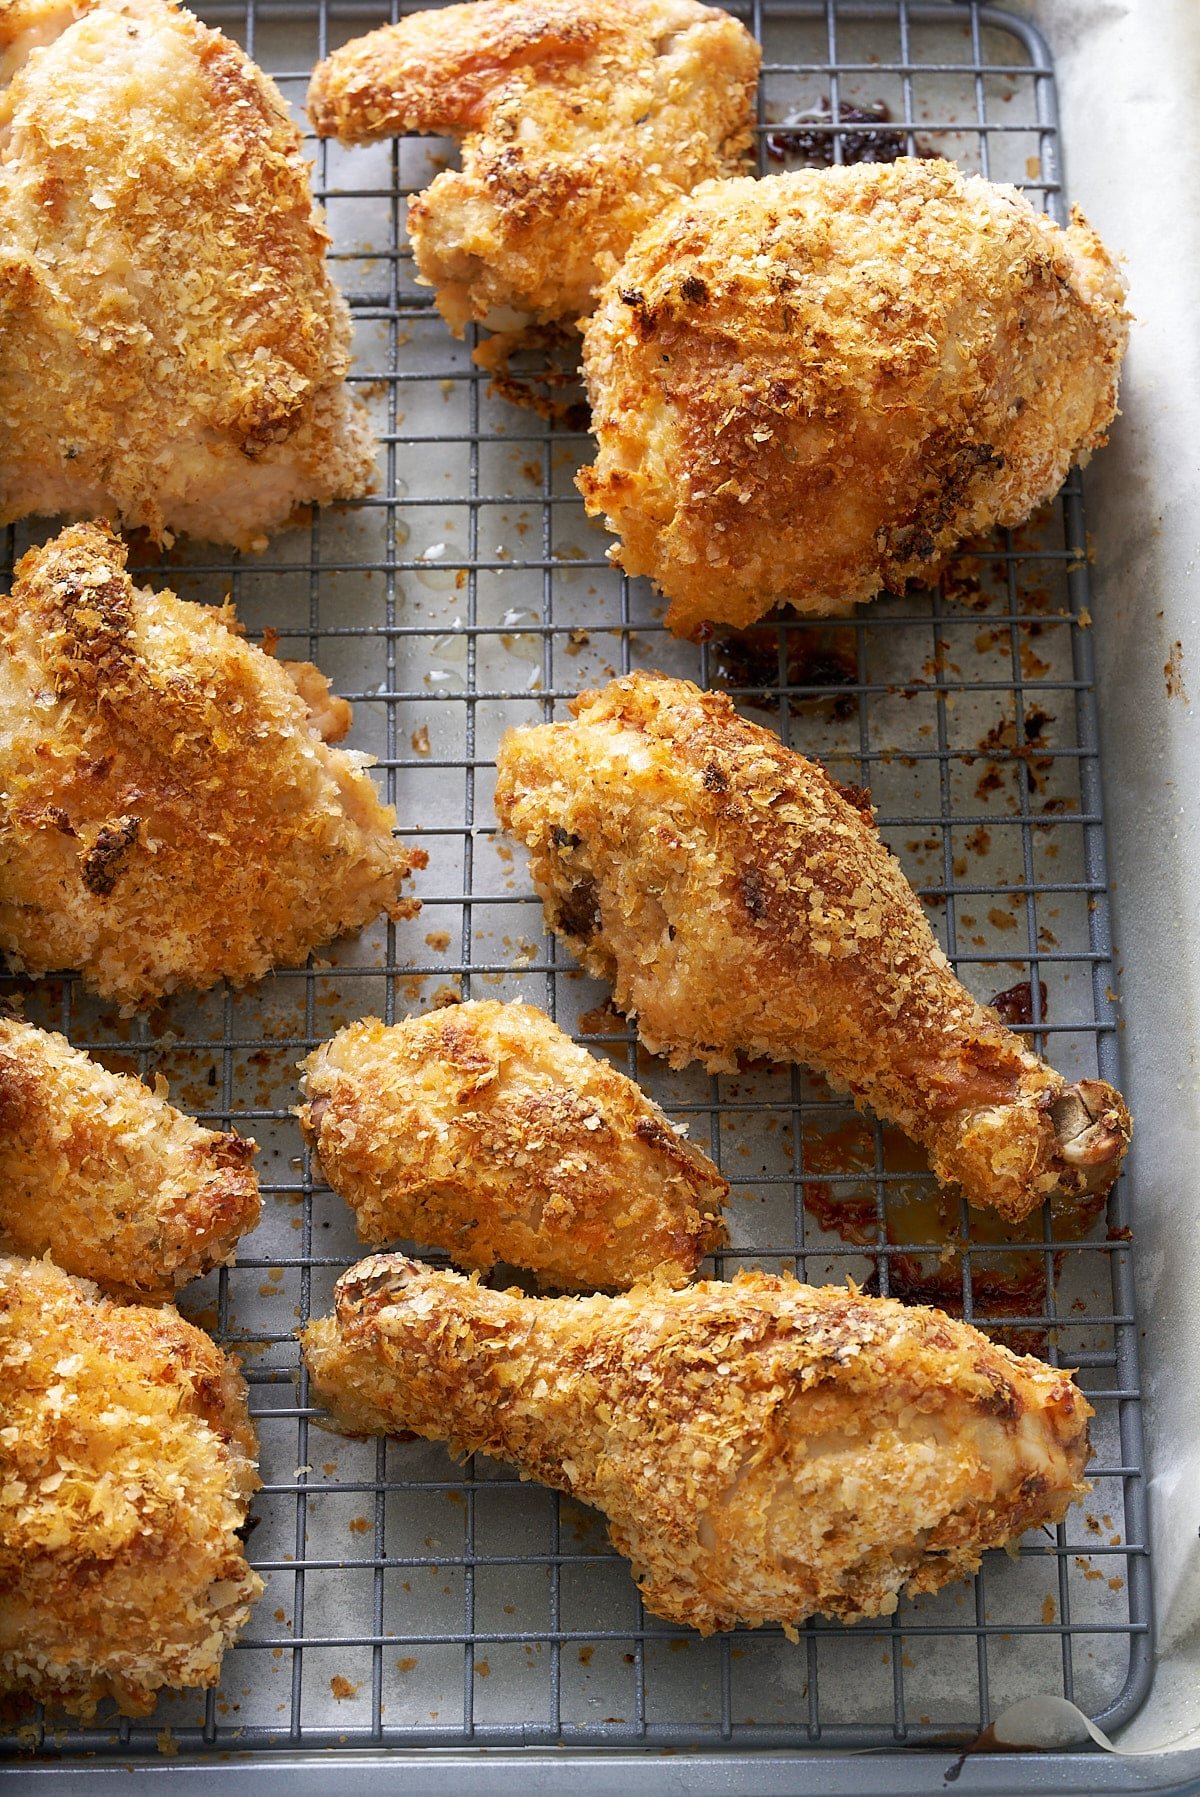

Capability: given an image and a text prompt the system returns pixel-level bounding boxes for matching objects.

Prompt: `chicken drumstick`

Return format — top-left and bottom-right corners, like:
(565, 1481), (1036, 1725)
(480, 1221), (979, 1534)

(493, 672), (1130, 1221)
(304, 1255), (1092, 1633)
(300, 1001), (727, 1288)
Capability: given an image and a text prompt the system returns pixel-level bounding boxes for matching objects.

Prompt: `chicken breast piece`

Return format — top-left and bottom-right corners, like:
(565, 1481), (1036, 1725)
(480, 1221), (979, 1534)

(308, 0), (760, 335)
(494, 673), (1130, 1222)
(305, 1255), (1092, 1633)
(0, 0), (375, 551)
(0, 1014), (259, 1297)
(0, 1254), (262, 1719)
(0, 522), (424, 1005)
(299, 1001), (728, 1288)
(577, 160), (1129, 637)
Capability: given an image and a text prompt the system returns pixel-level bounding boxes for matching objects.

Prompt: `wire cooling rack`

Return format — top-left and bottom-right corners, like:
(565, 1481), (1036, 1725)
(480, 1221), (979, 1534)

(2, 0), (1151, 1768)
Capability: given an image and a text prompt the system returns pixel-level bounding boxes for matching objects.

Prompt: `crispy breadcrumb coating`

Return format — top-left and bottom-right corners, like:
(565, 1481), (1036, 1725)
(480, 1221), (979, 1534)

(0, 0), (375, 551)
(299, 1001), (727, 1288)
(308, 0), (759, 335)
(494, 673), (1130, 1221)
(0, 1014), (259, 1297)
(304, 1255), (1092, 1633)
(577, 160), (1129, 636)
(0, 1254), (261, 1719)
(0, 522), (424, 1005)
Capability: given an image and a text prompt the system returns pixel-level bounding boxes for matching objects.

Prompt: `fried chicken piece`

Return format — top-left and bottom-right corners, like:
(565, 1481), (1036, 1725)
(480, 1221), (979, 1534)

(494, 673), (1130, 1222)
(0, 522), (424, 1006)
(299, 1001), (727, 1288)
(304, 1255), (1092, 1632)
(308, 0), (759, 336)
(0, 1254), (262, 1718)
(0, 0), (375, 551)
(0, 1014), (259, 1296)
(577, 159), (1129, 637)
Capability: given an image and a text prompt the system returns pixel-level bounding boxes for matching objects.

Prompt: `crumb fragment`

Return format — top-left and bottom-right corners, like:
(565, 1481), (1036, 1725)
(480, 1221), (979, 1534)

(1164, 639), (1189, 702)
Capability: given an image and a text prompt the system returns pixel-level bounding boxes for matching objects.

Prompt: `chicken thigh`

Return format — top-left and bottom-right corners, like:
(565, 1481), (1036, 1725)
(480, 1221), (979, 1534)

(304, 1255), (1092, 1633)
(493, 673), (1130, 1222)
(0, 522), (423, 1005)
(299, 1000), (727, 1287)
(0, 1013), (259, 1296)
(0, 1254), (261, 1718)
(308, 0), (759, 335)
(577, 160), (1128, 636)
(0, 0), (374, 550)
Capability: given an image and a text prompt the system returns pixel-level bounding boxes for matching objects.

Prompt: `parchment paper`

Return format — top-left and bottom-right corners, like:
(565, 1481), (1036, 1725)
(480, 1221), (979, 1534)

(1008, 0), (1200, 1758)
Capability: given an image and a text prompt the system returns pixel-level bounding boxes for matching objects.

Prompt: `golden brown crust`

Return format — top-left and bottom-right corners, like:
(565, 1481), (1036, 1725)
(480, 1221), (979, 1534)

(493, 672), (1130, 1220)
(304, 1255), (1092, 1634)
(0, 522), (424, 1005)
(299, 1000), (727, 1288)
(577, 161), (1129, 635)
(0, 1014), (259, 1296)
(308, 0), (760, 333)
(0, 0), (375, 550)
(0, 1254), (262, 1718)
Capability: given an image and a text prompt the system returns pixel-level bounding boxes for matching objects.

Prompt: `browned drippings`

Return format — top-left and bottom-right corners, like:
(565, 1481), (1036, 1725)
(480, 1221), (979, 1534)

(801, 1116), (1105, 1351)
(964, 707), (1057, 802)
(765, 99), (934, 169)
(577, 1002), (625, 1038)
(976, 709), (1056, 762)
(710, 623), (858, 721)
(990, 979), (1048, 1027)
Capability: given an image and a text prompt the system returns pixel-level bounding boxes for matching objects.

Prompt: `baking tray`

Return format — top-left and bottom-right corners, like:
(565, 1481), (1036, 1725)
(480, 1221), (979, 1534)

(0, 0), (1157, 1783)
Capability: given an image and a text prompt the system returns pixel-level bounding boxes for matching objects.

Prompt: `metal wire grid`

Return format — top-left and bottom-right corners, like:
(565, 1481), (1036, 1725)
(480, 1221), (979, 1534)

(1, 0), (1151, 1766)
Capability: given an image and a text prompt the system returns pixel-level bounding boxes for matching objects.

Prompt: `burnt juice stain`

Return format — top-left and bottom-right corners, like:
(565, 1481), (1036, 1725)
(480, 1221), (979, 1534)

(990, 979), (1049, 1027)
(801, 1116), (1104, 1352)
(765, 98), (935, 169)
(710, 623), (858, 720)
